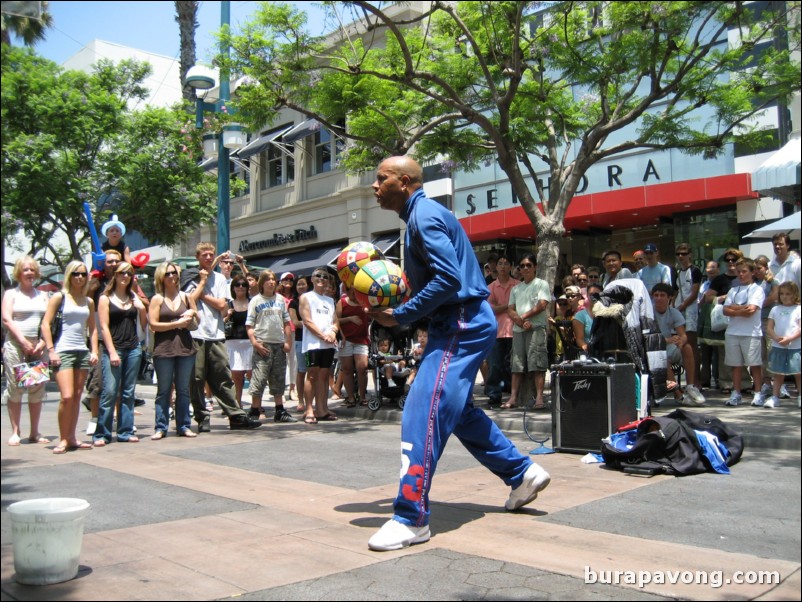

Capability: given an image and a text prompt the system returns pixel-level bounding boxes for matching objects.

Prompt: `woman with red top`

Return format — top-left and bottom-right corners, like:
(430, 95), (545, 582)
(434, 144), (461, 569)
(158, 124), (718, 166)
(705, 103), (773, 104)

(336, 285), (371, 406)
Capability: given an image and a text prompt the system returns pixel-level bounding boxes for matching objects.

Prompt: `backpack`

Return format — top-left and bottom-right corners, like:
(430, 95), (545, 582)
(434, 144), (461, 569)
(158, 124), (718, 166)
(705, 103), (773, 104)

(601, 409), (744, 476)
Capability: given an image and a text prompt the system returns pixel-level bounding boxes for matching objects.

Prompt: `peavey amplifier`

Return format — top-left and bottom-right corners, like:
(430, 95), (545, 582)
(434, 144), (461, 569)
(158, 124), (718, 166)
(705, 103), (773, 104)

(551, 362), (637, 454)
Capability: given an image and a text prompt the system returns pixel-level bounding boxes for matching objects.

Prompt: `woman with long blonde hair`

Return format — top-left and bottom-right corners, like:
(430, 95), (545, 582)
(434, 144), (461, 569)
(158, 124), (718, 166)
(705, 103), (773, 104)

(148, 262), (198, 438)
(94, 262), (147, 446)
(40, 260), (99, 454)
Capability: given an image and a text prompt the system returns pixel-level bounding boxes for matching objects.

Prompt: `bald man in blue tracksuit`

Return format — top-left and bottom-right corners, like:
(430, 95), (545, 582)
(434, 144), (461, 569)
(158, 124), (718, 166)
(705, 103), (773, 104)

(367, 156), (551, 552)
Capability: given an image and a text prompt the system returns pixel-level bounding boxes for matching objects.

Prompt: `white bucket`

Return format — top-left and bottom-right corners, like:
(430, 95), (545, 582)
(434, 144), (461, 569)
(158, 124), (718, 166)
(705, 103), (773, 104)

(8, 498), (90, 585)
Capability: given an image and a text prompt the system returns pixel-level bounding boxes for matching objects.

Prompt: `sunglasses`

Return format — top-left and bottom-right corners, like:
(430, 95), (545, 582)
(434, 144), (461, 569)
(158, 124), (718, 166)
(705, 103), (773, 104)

(588, 275), (599, 279)
(676, 252), (689, 256)
(233, 282), (248, 288)
(519, 263), (534, 268)
(118, 271), (134, 277)
(313, 274), (328, 279)
(577, 278), (588, 283)
(566, 294), (579, 299)
(165, 270), (178, 277)
(725, 257), (737, 263)
(71, 272), (88, 278)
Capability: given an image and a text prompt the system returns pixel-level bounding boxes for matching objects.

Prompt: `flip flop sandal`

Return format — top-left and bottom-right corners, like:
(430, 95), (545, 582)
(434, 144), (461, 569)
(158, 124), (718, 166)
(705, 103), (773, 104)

(315, 413), (338, 421)
(304, 416), (318, 424)
(68, 442), (93, 450)
(52, 445), (68, 455)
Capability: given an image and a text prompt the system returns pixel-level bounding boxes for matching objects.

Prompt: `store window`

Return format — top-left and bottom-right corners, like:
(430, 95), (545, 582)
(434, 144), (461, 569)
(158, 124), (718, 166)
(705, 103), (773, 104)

(260, 133), (295, 189)
(314, 126), (345, 174)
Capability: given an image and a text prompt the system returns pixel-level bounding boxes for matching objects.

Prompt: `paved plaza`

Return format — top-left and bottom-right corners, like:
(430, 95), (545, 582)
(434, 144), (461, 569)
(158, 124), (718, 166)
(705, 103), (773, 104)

(1, 377), (800, 601)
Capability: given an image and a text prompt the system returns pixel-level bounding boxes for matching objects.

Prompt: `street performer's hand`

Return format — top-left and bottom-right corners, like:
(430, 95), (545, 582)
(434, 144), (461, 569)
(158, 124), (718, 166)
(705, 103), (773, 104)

(368, 307), (398, 328)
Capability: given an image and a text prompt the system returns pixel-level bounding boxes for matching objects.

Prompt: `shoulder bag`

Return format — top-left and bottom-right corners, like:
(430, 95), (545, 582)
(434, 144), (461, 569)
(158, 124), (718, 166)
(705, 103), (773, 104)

(48, 293), (66, 344)
(710, 302), (729, 332)
(181, 293), (199, 331)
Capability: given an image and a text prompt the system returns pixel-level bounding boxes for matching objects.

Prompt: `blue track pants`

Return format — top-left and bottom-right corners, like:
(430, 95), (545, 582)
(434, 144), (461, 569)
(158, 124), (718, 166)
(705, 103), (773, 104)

(392, 299), (533, 527)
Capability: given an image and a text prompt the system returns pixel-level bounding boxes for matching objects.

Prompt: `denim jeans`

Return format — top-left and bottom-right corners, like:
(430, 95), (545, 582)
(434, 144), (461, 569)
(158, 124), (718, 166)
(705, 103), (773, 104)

(96, 346), (142, 443)
(153, 355), (195, 434)
(485, 337), (512, 401)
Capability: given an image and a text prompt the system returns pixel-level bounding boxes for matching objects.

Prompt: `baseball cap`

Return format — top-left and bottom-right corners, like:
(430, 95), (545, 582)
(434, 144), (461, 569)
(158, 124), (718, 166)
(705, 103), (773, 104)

(644, 243), (658, 253)
(280, 272), (295, 281)
(564, 285), (581, 296)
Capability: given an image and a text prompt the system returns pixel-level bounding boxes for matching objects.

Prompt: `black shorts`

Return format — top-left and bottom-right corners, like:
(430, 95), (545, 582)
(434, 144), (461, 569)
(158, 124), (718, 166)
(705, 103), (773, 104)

(305, 348), (336, 369)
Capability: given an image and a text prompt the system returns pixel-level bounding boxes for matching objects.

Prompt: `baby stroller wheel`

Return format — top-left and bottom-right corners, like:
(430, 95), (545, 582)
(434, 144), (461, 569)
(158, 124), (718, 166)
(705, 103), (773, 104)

(368, 397), (382, 411)
(397, 394), (406, 410)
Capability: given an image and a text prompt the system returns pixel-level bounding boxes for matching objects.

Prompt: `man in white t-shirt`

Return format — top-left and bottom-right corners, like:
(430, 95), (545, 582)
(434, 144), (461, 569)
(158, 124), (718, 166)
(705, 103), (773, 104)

(723, 258), (766, 407)
(184, 242), (261, 432)
(769, 232), (801, 287)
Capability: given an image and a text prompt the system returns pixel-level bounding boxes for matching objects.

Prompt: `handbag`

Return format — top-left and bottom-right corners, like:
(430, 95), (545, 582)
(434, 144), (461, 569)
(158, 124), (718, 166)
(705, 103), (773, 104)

(49, 293), (66, 344)
(13, 361), (50, 387)
(710, 303), (729, 332)
(181, 293), (199, 331)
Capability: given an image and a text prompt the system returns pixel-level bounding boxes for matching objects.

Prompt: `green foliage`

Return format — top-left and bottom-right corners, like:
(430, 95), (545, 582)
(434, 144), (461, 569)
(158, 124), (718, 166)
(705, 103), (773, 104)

(224, 1), (799, 282)
(1, 45), (218, 268)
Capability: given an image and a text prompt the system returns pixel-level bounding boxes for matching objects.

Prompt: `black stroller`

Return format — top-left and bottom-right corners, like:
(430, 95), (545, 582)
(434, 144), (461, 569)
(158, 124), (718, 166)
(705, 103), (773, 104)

(367, 322), (414, 411)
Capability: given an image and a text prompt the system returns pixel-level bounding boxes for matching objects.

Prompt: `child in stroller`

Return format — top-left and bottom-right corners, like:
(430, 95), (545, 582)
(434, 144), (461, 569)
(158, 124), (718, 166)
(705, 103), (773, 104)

(367, 323), (413, 410)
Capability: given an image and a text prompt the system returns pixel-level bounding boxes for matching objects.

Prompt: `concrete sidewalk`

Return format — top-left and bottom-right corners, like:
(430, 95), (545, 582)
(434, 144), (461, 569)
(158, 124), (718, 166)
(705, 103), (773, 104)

(1, 377), (800, 601)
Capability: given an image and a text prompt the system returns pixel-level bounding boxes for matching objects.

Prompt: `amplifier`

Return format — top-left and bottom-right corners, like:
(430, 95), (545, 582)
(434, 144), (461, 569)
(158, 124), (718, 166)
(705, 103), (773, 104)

(551, 362), (637, 454)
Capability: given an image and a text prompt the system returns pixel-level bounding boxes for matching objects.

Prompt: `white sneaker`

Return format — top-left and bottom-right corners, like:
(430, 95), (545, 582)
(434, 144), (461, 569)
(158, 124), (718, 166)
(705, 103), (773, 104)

(725, 392), (742, 406)
(760, 383), (773, 397)
(506, 463), (551, 511)
(684, 384), (706, 405)
(763, 396), (780, 408)
(368, 519), (430, 551)
(85, 417), (97, 436)
(779, 384), (791, 399)
(750, 392), (765, 407)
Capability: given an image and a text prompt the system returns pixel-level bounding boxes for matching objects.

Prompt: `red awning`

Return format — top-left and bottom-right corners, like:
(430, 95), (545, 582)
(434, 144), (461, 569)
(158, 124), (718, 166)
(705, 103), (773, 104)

(459, 173), (757, 241)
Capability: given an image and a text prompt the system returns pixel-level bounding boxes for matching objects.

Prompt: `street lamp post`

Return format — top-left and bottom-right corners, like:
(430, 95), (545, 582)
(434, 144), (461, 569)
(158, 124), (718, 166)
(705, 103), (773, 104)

(186, 0), (232, 256)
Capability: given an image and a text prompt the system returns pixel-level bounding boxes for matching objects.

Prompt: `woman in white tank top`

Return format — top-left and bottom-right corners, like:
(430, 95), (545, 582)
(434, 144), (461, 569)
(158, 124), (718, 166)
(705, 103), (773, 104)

(41, 261), (99, 454)
(1, 256), (49, 446)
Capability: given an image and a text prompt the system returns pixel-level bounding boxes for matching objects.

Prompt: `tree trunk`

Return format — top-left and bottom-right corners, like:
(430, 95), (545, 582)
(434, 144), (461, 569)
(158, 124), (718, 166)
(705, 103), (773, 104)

(175, 0), (199, 104)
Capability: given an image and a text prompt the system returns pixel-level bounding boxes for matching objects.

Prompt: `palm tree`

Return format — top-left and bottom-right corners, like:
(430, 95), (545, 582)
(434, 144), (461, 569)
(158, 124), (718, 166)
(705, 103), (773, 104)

(175, 0), (199, 103)
(1, 0), (53, 46)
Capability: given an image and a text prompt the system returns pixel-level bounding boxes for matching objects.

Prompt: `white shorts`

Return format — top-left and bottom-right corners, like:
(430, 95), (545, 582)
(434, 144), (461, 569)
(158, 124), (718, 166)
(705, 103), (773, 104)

(724, 334), (763, 367)
(226, 339), (253, 372)
(339, 340), (369, 358)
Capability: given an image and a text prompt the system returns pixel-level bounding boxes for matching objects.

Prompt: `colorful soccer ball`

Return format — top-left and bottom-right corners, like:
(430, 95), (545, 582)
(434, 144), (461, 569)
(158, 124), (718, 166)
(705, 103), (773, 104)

(336, 241), (385, 288)
(352, 259), (410, 308)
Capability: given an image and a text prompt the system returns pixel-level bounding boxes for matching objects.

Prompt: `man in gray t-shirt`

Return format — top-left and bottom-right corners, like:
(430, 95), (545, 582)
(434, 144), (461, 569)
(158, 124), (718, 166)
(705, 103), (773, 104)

(652, 283), (705, 405)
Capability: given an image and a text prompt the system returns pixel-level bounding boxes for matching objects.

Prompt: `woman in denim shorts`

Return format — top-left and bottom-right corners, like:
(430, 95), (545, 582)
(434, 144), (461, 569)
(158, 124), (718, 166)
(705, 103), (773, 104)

(41, 261), (99, 454)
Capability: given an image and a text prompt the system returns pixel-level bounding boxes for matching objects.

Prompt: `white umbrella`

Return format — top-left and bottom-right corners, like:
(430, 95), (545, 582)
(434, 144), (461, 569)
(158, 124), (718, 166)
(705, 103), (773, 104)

(744, 213), (801, 240)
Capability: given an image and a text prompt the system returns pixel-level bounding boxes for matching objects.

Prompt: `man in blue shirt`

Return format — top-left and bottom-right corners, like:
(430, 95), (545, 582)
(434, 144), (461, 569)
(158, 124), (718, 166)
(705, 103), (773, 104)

(638, 243), (673, 294)
(367, 156), (550, 552)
